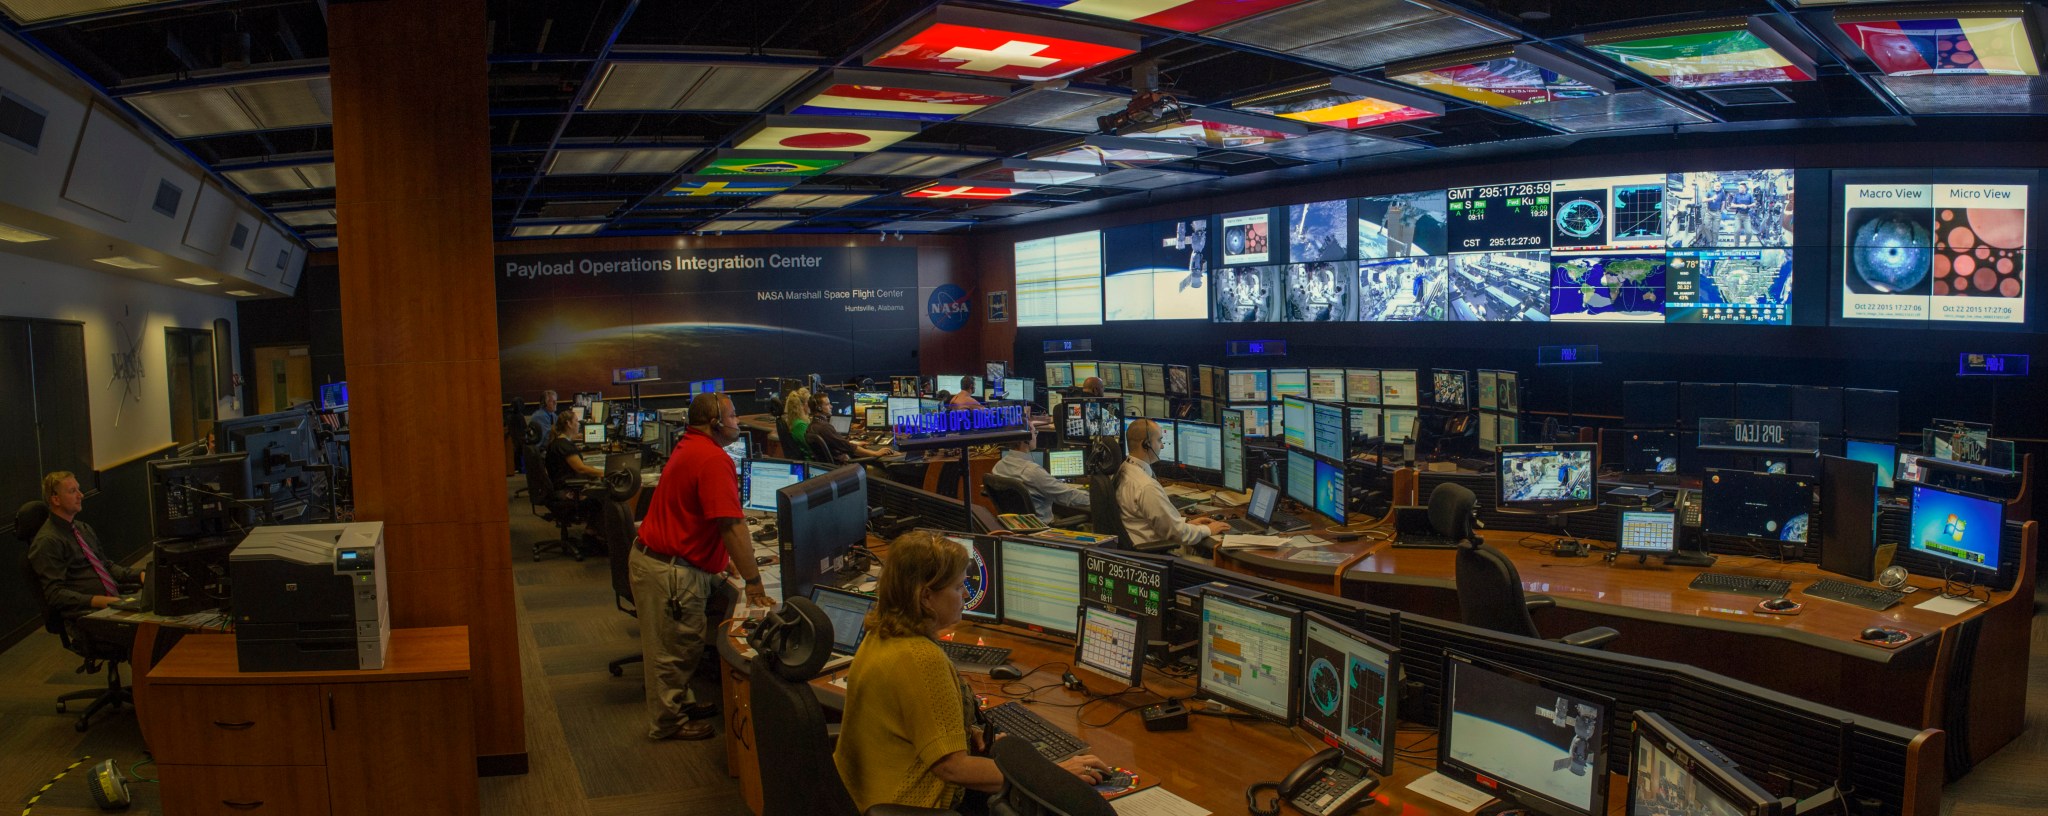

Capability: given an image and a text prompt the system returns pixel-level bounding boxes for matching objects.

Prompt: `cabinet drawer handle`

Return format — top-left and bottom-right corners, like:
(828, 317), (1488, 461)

(212, 720), (256, 730)
(222, 800), (264, 810)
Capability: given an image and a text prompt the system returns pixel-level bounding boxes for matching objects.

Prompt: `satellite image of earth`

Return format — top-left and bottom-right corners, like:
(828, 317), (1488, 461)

(1849, 211), (1932, 293)
(1550, 256), (1666, 319)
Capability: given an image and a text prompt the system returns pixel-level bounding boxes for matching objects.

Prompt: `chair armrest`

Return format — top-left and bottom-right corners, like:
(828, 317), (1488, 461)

(1050, 512), (1091, 531)
(1557, 627), (1620, 650)
(1524, 595), (1557, 612)
(865, 806), (958, 816)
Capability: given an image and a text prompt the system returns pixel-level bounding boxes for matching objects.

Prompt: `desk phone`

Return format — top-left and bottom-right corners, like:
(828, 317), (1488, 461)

(1251, 747), (1379, 816)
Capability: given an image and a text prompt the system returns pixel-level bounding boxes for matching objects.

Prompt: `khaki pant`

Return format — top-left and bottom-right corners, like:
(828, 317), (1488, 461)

(628, 545), (718, 739)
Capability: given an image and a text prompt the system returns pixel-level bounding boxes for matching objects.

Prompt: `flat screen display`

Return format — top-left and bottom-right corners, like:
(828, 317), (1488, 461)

(1314, 457), (1346, 523)
(945, 534), (1000, 623)
(1282, 396), (1313, 451)
(1312, 402), (1345, 461)
(1448, 251), (1551, 322)
(1837, 172), (2029, 325)
(1448, 181), (1553, 253)
(1381, 370), (1419, 407)
(1284, 261), (1356, 322)
(1666, 169), (1794, 249)
(1498, 444), (1597, 510)
(1220, 209), (1273, 266)
(1300, 614), (1397, 773)
(1103, 219), (1211, 321)
(1228, 369), (1270, 403)
(1016, 231), (1104, 327)
(1358, 256), (1449, 321)
(1701, 469), (1812, 544)
(1358, 190), (1448, 258)
(1287, 449), (1316, 508)
(1288, 198), (1353, 263)
(1213, 265), (1281, 322)
(1548, 251), (1668, 322)
(1179, 421), (1223, 471)
(1441, 654), (1610, 816)
(1908, 485), (2002, 571)
(1551, 174), (1667, 251)
(1222, 409), (1247, 491)
(998, 538), (1081, 638)
(1347, 369), (1381, 405)
(1271, 369), (1309, 399)
(1666, 248), (1793, 325)
(1433, 370), (1468, 409)
(1308, 369), (1345, 402)
(1197, 593), (1300, 723)
(1845, 439), (1897, 488)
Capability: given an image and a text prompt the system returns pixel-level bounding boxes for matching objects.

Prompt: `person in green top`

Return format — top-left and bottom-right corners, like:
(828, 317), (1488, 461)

(833, 531), (1108, 813)
(783, 387), (813, 450)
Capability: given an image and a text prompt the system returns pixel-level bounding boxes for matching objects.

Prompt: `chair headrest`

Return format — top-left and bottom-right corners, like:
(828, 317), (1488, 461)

(1428, 483), (1477, 541)
(992, 737), (1116, 816)
(15, 501), (49, 543)
(747, 596), (834, 682)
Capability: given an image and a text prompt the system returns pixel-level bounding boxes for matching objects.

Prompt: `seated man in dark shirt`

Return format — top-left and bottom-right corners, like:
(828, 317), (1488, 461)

(805, 393), (893, 463)
(27, 471), (140, 638)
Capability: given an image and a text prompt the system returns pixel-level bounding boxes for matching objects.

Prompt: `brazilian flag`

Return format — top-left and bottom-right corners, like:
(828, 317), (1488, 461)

(699, 157), (846, 176)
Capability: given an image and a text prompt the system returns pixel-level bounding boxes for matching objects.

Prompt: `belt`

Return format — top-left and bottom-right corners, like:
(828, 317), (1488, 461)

(633, 540), (704, 571)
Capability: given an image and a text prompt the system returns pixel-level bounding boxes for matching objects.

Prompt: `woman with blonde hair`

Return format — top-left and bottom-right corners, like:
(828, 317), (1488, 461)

(833, 531), (1107, 813)
(783, 386), (813, 446)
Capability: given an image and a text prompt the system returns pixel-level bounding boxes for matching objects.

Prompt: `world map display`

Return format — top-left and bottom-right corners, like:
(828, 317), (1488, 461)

(1550, 255), (1668, 321)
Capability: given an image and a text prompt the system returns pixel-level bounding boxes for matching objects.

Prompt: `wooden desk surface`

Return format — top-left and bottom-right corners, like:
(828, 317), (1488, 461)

(149, 626), (472, 685)
(809, 622), (1630, 816)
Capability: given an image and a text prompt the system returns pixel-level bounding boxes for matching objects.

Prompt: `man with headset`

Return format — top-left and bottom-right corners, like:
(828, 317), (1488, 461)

(1115, 418), (1228, 551)
(630, 392), (771, 741)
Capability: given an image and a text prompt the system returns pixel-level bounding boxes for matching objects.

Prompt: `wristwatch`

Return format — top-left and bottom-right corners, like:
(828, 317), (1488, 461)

(744, 576), (764, 586)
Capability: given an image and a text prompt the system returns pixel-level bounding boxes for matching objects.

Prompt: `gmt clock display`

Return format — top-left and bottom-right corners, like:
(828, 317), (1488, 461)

(1447, 182), (1553, 252)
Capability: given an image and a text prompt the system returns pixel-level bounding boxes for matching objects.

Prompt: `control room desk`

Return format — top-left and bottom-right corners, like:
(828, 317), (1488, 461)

(718, 620), (1631, 816)
(1214, 520), (2038, 775)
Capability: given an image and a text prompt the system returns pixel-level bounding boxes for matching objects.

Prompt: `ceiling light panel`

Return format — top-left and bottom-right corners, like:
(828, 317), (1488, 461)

(93, 255), (156, 269)
(1234, 76), (1442, 130)
(1878, 73), (2048, 113)
(700, 219), (797, 232)
(307, 237), (338, 249)
(1207, 0), (1513, 70)
(997, 0), (1313, 33)
(128, 76), (332, 138)
(962, 86), (1131, 131)
(0, 0), (183, 23)
(1834, 10), (2040, 77)
(1234, 129), (1420, 160)
(832, 152), (992, 177)
(1387, 45), (1614, 109)
(277, 209), (338, 227)
(750, 193), (872, 209)
(864, 7), (1141, 81)
(789, 69), (1013, 121)
(668, 177), (798, 196)
(1510, 90), (1709, 132)
(226, 290), (262, 296)
(222, 163), (335, 194)
(969, 159), (1105, 185)
(1586, 19), (1815, 89)
(1125, 109), (1308, 148)
(546, 147), (701, 175)
(509, 223), (604, 237)
(0, 222), (54, 242)
(733, 115), (920, 153)
(1068, 167), (1214, 189)
(174, 276), (217, 285)
(877, 220), (972, 232)
(586, 63), (815, 111)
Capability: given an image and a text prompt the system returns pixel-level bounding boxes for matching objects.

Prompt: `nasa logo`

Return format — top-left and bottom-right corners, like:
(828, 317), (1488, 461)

(927, 284), (971, 332)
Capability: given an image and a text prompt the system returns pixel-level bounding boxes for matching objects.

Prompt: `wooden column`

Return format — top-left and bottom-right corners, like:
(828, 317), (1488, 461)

(329, 0), (523, 772)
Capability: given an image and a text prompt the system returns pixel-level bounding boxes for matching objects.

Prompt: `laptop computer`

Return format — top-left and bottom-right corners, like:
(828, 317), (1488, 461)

(810, 585), (876, 673)
(1391, 505), (1461, 549)
(1224, 481), (1309, 535)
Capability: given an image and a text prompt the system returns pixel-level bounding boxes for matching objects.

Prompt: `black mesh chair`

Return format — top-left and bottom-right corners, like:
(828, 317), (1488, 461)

(17, 501), (132, 731)
(522, 444), (591, 562)
(982, 473), (1088, 530)
(746, 597), (956, 816)
(1087, 472), (1135, 549)
(598, 487), (643, 677)
(1455, 542), (1620, 649)
(988, 734), (1115, 816)
(776, 417), (807, 461)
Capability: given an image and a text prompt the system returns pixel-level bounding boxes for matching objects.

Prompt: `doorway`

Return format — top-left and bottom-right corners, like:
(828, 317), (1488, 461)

(252, 344), (313, 413)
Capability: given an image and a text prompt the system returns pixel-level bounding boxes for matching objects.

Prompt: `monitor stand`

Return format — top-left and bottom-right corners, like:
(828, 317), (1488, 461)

(1663, 549), (1717, 568)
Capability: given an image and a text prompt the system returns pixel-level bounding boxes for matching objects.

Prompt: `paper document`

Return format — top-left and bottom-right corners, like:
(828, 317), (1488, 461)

(1406, 772), (1494, 812)
(1216, 534), (1296, 550)
(1207, 492), (1248, 507)
(1111, 787), (1211, 816)
(1914, 594), (1985, 616)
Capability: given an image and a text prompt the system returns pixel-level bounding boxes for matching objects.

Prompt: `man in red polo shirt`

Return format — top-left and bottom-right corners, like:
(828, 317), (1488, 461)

(631, 392), (771, 741)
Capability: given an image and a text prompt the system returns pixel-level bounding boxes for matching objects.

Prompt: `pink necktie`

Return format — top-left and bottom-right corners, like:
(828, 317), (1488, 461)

(75, 528), (118, 595)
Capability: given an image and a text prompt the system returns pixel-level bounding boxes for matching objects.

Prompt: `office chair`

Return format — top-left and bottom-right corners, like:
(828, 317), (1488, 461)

(934, 459), (965, 499)
(988, 734), (1115, 816)
(982, 473), (1089, 530)
(599, 483), (644, 677)
(776, 418), (807, 461)
(1432, 484), (1617, 648)
(17, 501), (133, 732)
(746, 597), (957, 816)
(521, 443), (591, 562)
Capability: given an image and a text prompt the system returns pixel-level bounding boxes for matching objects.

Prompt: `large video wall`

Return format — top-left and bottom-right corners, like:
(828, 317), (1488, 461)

(1013, 167), (2036, 331)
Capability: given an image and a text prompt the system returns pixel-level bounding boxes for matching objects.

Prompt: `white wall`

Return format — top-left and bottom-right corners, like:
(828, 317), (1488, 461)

(0, 253), (239, 469)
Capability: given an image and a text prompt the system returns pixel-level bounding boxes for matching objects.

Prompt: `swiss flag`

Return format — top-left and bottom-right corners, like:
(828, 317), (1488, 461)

(907, 185), (1021, 200)
(869, 22), (1136, 81)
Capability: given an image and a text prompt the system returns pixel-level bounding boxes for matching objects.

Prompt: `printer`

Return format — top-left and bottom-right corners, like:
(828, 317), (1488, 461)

(230, 522), (389, 672)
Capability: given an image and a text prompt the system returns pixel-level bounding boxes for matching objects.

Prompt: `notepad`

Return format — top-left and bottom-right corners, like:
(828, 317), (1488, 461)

(1406, 772), (1494, 812)
(1110, 787), (1210, 816)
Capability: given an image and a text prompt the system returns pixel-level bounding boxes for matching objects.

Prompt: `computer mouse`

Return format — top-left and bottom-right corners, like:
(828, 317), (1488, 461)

(988, 664), (1025, 681)
(1860, 627), (1893, 641)
(1761, 598), (1798, 611)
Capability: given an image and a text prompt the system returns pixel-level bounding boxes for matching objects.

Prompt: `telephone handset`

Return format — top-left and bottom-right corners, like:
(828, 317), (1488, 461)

(1674, 488), (1702, 528)
(1254, 747), (1380, 816)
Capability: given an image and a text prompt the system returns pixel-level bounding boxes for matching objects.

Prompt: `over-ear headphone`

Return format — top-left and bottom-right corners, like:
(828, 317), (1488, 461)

(1245, 781), (1283, 816)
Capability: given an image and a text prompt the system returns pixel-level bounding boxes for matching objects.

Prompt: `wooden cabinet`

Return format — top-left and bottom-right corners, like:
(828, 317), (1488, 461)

(142, 627), (477, 816)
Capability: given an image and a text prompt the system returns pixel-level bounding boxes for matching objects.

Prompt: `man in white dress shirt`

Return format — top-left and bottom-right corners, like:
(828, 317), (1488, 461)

(1116, 419), (1228, 552)
(989, 434), (1090, 521)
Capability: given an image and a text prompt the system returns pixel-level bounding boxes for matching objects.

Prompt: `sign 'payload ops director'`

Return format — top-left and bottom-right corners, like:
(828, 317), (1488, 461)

(892, 405), (1034, 451)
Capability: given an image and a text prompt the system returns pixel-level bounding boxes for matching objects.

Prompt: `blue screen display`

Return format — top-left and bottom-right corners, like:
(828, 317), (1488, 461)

(1844, 440), (1896, 489)
(1908, 486), (2001, 570)
(1314, 458), (1346, 524)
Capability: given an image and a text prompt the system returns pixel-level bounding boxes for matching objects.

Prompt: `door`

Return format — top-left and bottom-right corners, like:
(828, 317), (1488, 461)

(252, 345), (314, 413)
(165, 327), (215, 445)
(322, 679), (476, 816)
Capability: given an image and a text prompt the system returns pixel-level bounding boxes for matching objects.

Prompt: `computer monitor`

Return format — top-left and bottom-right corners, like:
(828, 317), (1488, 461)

(1047, 448), (1087, 478)
(1928, 419), (1991, 466)
(998, 537), (1082, 639)
(945, 534), (1001, 623)
(1312, 402), (1345, 461)
(939, 374), (982, 398)
(1075, 605), (1145, 686)
(1282, 396), (1313, 451)
(1072, 361), (1101, 385)
(147, 452), (252, 540)
(1818, 455), (1880, 581)
(603, 450), (642, 481)
(744, 458), (809, 514)
(1439, 651), (1612, 816)
(1271, 368), (1309, 400)
(1222, 409), (1248, 492)
(810, 585), (877, 655)
(864, 406), (889, 427)
(1907, 484), (2002, 574)
(1679, 382), (1734, 430)
(1380, 370), (1419, 407)
(1385, 409), (1418, 443)
(1245, 480), (1281, 528)
(1735, 382), (1794, 421)
(1433, 369), (1469, 409)
(1166, 364), (1191, 398)
(1701, 469), (1812, 546)
(829, 415), (852, 434)
(1046, 362), (1075, 390)
(1155, 419), (1179, 464)
(1628, 711), (1783, 816)
(1237, 404), (1274, 438)
(1623, 431), (1679, 474)
(1195, 591), (1301, 724)
(1497, 443), (1598, 515)
(1001, 378), (1034, 404)
(723, 434), (748, 473)
(1841, 388), (1898, 441)
(1287, 449), (1316, 508)
(1141, 364), (1166, 396)
(1308, 369), (1345, 402)
(1228, 369), (1271, 403)
(1347, 370), (1381, 405)
(585, 398), (609, 425)
(776, 464), (867, 601)
(318, 381), (348, 411)
(1101, 363), (1124, 391)
(690, 378), (725, 397)
(1618, 510), (1677, 556)
(1144, 394), (1170, 419)
(1496, 371), (1520, 414)
(1844, 440), (1896, 489)
(582, 423), (607, 445)
(1314, 457), (1346, 524)
(886, 397), (923, 426)
(1178, 421), (1222, 471)
(1299, 612), (1399, 776)
(1080, 547), (1168, 639)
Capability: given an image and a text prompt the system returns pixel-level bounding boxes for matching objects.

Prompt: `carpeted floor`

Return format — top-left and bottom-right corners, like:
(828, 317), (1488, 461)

(1, 479), (2041, 814)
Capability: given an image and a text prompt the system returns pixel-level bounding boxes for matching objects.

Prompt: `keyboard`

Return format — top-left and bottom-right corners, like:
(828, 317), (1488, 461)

(982, 702), (1088, 761)
(1687, 572), (1792, 598)
(939, 641), (1012, 667)
(1226, 516), (1268, 535)
(1267, 509), (1310, 532)
(1803, 578), (1906, 611)
(1393, 534), (1461, 550)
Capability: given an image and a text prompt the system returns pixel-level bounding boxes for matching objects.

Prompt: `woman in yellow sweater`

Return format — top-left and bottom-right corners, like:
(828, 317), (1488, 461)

(833, 531), (1108, 812)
